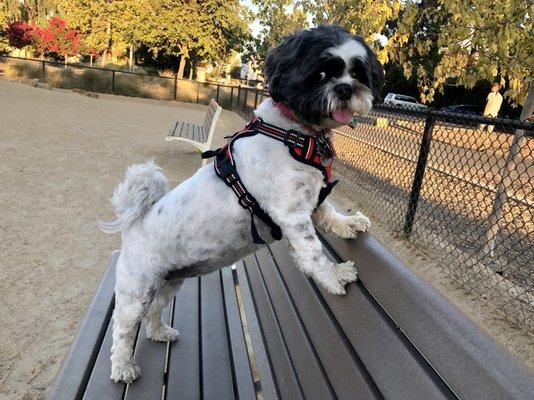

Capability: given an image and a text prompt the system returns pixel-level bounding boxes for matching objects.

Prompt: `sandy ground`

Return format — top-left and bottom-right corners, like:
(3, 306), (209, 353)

(0, 80), (244, 400)
(0, 80), (532, 400)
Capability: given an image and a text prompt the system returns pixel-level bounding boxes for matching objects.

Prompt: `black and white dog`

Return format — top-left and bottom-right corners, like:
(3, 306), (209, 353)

(100, 25), (383, 383)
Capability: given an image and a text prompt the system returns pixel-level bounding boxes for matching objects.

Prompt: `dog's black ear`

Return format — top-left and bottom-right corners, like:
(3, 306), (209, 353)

(264, 35), (300, 102)
(367, 48), (384, 104)
(350, 36), (384, 104)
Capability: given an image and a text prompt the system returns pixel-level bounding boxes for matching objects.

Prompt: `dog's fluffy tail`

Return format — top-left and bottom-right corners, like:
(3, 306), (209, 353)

(98, 159), (168, 234)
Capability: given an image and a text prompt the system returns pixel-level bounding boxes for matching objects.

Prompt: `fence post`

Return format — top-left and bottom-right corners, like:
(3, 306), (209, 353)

(111, 70), (115, 94)
(239, 84), (241, 113)
(254, 89), (259, 109)
(230, 86), (234, 109)
(403, 111), (435, 236)
(216, 85), (220, 103)
(173, 72), (178, 101)
(244, 89), (248, 117)
(196, 82), (200, 103)
(41, 60), (46, 83)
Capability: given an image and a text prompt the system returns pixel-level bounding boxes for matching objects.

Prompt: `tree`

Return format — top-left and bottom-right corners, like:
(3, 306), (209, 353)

(0, 5), (10, 53)
(142, 0), (249, 79)
(388, 0), (533, 106)
(54, 0), (110, 65)
(28, 23), (52, 58)
(305, 0), (401, 63)
(246, 0), (308, 68)
(5, 21), (33, 49)
(40, 17), (81, 63)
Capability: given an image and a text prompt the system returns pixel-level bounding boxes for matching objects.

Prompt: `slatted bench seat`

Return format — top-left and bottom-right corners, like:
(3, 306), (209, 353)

(48, 233), (534, 400)
(166, 99), (222, 165)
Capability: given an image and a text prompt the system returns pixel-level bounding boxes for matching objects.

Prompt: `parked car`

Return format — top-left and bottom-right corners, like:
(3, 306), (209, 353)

(384, 93), (427, 110)
(440, 104), (482, 115)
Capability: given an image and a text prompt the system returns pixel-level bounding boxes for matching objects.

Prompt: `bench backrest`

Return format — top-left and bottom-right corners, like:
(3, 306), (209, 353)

(203, 99), (222, 145)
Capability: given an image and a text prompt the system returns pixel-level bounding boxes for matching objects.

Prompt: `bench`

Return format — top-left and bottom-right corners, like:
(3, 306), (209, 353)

(166, 99), (222, 165)
(48, 232), (534, 400)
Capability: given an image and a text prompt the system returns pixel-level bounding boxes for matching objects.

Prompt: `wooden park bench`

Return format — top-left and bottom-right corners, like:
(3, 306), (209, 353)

(48, 232), (534, 400)
(166, 99), (222, 165)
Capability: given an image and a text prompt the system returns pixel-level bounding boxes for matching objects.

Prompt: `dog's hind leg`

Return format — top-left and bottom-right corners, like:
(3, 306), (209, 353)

(145, 279), (183, 342)
(110, 258), (156, 383)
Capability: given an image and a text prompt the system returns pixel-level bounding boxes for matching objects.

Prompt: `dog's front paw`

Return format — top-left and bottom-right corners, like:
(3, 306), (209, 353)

(111, 361), (141, 383)
(146, 324), (180, 342)
(313, 261), (358, 295)
(334, 212), (371, 239)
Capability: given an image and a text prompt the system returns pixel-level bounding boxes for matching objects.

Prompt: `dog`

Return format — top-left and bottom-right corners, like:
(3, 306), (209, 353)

(100, 25), (383, 383)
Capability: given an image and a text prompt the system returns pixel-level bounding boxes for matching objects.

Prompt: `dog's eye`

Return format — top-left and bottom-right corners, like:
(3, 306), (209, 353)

(318, 71), (326, 81)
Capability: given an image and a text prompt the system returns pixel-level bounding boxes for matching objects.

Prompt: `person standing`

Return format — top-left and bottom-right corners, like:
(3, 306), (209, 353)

(480, 83), (503, 132)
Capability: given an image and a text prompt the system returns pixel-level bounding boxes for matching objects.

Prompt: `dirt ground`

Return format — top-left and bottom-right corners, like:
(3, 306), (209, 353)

(0, 80), (244, 400)
(0, 80), (532, 400)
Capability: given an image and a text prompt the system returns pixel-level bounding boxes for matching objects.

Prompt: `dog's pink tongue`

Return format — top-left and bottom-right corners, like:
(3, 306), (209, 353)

(332, 108), (353, 123)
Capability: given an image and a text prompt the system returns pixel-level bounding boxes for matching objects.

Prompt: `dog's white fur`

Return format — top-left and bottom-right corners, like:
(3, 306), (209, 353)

(102, 47), (372, 384)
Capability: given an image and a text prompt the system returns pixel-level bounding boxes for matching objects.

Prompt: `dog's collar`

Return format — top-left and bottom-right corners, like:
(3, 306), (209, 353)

(272, 100), (325, 135)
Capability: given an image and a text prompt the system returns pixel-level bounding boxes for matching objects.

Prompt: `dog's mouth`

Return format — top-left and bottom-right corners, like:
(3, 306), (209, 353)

(330, 108), (354, 124)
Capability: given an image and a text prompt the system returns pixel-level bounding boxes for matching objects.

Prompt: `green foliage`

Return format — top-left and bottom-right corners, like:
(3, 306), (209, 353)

(305, 0), (400, 63)
(246, 0), (308, 67)
(0, 5), (10, 53)
(388, 0), (533, 105)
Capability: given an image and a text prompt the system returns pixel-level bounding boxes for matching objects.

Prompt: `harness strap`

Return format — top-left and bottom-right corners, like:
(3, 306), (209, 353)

(202, 117), (336, 244)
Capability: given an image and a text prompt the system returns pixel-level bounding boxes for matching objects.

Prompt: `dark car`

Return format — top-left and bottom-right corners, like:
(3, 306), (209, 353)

(441, 104), (483, 115)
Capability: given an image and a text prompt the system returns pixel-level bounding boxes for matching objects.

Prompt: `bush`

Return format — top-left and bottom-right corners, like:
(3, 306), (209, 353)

(46, 66), (76, 88)
(3, 59), (41, 79)
(78, 68), (112, 92)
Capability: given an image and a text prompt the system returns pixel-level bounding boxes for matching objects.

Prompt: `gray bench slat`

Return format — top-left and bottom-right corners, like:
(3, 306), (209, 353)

(166, 278), (200, 399)
(254, 247), (335, 400)
(82, 318), (126, 400)
(235, 261), (280, 400)
(322, 233), (534, 400)
(200, 271), (235, 400)
(124, 305), (172, 399)
(48, 251), (119, 400)
(267, 241), (380, 400)
(242, 253), (305, 400)
(314, 252), (450, 400)
(221, 267), (257, 400)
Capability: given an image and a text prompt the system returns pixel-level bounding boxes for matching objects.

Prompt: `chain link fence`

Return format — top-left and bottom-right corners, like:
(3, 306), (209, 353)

(2, 55), (532, 329)
(333, 106), (534, 330)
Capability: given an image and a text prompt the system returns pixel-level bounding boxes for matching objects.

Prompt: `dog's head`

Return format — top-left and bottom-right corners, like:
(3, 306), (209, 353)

(264, 25), (384, 129)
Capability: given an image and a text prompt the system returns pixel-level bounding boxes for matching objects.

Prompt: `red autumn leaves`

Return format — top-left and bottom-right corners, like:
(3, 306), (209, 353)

(6, 17), (81, 60)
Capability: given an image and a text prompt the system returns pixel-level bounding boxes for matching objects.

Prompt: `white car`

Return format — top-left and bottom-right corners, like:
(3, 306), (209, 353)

(384, 93), (428, 110)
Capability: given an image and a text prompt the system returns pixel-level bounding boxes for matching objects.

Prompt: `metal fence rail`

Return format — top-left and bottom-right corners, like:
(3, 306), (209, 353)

(1, 55), (266, 118)
(2, 54), (533, 329)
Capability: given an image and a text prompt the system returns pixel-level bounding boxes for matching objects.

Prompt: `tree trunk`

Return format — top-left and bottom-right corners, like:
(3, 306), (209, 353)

(102, 22), (112, 66)
(483, 83), (534, 256)
(188, 60), (194, 80)
(129, 45), (134, 71)
(90, 54), (93, 67)
(177, 56), (186, 79)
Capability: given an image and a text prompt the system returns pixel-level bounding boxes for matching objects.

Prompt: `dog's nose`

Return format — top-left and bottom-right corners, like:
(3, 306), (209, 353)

(334, 83), (353, 100)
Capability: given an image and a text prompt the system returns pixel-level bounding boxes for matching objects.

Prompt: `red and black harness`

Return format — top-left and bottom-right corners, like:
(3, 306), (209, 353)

(201, 117), (338, 244)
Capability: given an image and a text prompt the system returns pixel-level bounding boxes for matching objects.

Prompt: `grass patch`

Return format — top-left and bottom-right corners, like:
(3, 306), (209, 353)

(3, 59), (42, 80)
